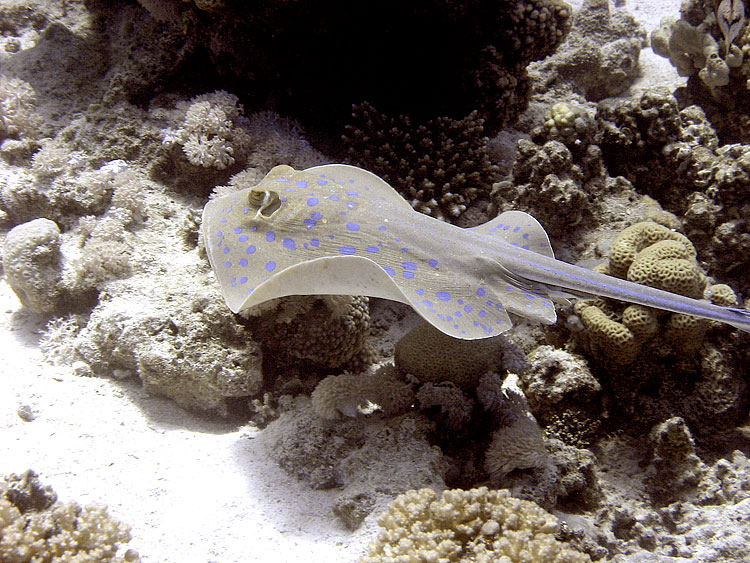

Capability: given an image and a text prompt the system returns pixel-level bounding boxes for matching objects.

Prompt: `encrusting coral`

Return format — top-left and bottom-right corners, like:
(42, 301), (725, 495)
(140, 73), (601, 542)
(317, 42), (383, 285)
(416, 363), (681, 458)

(361, 486), (591, 563)
(0, 470), (140, 563)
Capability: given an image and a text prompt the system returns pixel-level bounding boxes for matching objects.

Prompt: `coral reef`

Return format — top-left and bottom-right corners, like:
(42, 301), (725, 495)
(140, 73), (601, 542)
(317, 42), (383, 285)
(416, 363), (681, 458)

(651, 0), (748, 114)
(0, 470), (140, 562)
(129, 0), (572, 133)
(260, 397), (444, 528)
(529, 0), (647, 102)
(490, 130), (633, 239)
(361, 486), (591, 563)
(645, 417), (706, 504)
(70, 272), (263, 417)
(519, 346), (602, 447)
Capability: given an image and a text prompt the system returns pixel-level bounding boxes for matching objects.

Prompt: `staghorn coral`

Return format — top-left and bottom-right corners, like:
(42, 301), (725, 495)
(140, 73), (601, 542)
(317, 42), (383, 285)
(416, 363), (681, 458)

(344, 103), (498, 222)
(361, 486), (591, 563)
(0, 470), (140, 563)
(311, 366), (414, 420)
(394, 321), (523, 391)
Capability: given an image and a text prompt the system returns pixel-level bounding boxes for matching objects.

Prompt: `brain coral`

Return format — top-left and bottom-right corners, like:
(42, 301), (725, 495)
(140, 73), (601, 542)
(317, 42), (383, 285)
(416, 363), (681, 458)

(573, 222), (720, 364)
(395, 322), (522, 391)
(361, 486), (591, 563)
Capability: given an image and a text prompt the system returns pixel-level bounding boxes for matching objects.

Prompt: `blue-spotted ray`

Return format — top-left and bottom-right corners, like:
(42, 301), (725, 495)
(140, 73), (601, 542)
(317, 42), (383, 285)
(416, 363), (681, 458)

(202, 164), (750, 339)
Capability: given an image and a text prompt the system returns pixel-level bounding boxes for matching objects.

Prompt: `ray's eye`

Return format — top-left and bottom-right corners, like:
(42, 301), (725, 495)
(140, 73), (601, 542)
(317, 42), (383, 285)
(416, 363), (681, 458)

(248, 188), (282, 218)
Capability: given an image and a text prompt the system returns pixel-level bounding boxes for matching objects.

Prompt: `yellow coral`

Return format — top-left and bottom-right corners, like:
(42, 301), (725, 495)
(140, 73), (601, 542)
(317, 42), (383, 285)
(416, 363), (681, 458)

(574, 301), (640, 365)
(608, 221), (694, 278)
(627, 240), (705, 298)
(708, 283), (739, 307)
(664, 313), (708, 355)
(622, 304), (659, 342)
(361, 487), (591, 563)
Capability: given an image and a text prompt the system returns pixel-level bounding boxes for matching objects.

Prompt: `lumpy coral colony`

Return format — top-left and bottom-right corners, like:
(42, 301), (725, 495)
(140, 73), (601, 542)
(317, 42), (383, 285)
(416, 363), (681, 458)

(2, 0), (750, 561)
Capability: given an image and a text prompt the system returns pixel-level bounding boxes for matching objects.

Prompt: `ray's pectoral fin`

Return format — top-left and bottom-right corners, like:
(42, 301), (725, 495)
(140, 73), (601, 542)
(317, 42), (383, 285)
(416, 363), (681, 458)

(471, 211), (559, 325)
(235, 256), (408, 313)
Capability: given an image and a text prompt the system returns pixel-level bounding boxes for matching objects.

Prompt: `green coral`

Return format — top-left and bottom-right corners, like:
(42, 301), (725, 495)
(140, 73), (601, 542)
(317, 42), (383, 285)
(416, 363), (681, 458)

(361, 487), (591, 563)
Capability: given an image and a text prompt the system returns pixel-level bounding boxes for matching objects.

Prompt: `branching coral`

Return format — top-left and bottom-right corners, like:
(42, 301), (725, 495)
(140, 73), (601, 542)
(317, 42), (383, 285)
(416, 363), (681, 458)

(163, 90), (248, 170)
(0, 470), (140, 563)
(361, 486), (591, 563)
(344, 103), (498, 222)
